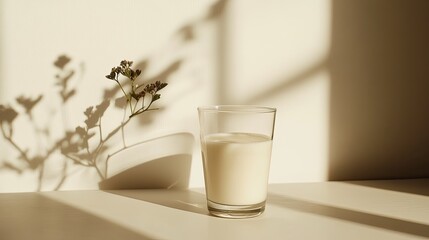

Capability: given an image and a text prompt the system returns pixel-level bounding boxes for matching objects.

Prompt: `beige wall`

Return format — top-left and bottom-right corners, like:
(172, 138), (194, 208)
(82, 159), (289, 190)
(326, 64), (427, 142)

(0, 0), (220, 191)
(1, 0), (428, 192)
(223, 0), (332, 182)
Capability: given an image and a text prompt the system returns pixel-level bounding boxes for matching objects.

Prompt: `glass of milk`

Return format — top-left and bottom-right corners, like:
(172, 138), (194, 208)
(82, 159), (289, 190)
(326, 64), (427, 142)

(198, 105), (276, 218)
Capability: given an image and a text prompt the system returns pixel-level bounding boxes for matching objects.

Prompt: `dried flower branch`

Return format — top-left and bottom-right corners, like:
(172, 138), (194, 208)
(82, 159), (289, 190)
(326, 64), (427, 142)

(106, 60), (168, 118)
(0, 56), (173, 190)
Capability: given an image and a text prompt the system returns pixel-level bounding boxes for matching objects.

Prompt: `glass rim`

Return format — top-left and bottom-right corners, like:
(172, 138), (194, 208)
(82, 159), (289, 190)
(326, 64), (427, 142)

(198, 105), (276, 113)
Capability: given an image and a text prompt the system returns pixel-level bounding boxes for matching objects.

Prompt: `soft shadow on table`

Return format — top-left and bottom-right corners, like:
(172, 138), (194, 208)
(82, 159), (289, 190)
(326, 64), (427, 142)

(0, 193), (151, 240)
(268, 193), (429, 238)
(105, 189), (209, 216)
(344, 178), (429, 197)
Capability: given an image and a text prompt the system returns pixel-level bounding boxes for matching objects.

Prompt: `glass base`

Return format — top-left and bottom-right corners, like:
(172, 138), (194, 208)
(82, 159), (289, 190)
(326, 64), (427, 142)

(207, 200), (266, 219)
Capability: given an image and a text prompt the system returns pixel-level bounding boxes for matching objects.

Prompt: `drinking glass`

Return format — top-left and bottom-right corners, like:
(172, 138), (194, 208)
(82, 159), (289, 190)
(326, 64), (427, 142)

(198, 105), (276, 218)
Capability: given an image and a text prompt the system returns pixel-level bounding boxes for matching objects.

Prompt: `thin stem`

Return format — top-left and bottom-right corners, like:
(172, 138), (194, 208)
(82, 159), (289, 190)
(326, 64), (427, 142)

(121, 106), (127, 148)
(104, 107), (129, 177)
(28, 113), (44, 154)
(105, 154), (111, 177)
(129, 97), (158, 118)
(36, 162), (45, 192)
(86, 129), (104, 180)
(91, 116), (132, 178)
(44, 141), (62, 160)
(98, 119), (103, 143)
(61, 101), (69, 131)
(53, 159), (68, 191)
(145, 97), (155, 111)
(85, 130), (92, 158)
(104, 140), (144, 178)
(132, 98), (139, 115)
(104, 148), (123, 178)
(92, 161), (104, 180)
(115, 78), (128, 100)
(130, 107), (159, 118)
(1, 123), (31, 163)
(128, 98), (133, 115)
(103, 117), (132, 143)
(63, 154), (91, 167)
(114, 78), (133, 114)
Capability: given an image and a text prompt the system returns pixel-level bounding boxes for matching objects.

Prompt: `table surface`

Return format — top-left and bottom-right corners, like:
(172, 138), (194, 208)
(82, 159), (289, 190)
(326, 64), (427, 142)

(1, 178), (428, 240)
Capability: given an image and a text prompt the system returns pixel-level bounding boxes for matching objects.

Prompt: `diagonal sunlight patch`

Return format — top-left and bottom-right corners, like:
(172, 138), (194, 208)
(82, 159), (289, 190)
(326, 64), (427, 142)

(269, 182), (429, 226)
(268, 192), (429, 239)
(0, 192), (151, 240)
(39, 189), (214, 239)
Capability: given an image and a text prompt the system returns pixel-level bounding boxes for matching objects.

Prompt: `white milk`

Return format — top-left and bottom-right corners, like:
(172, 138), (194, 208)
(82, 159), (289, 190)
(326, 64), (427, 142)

(202, 132), (272, 205)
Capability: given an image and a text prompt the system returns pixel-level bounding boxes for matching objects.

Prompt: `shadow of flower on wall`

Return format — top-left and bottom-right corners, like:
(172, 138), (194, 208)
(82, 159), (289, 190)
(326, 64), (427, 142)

(0, 55), (175, 191)
(0, 0), (228, 191)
